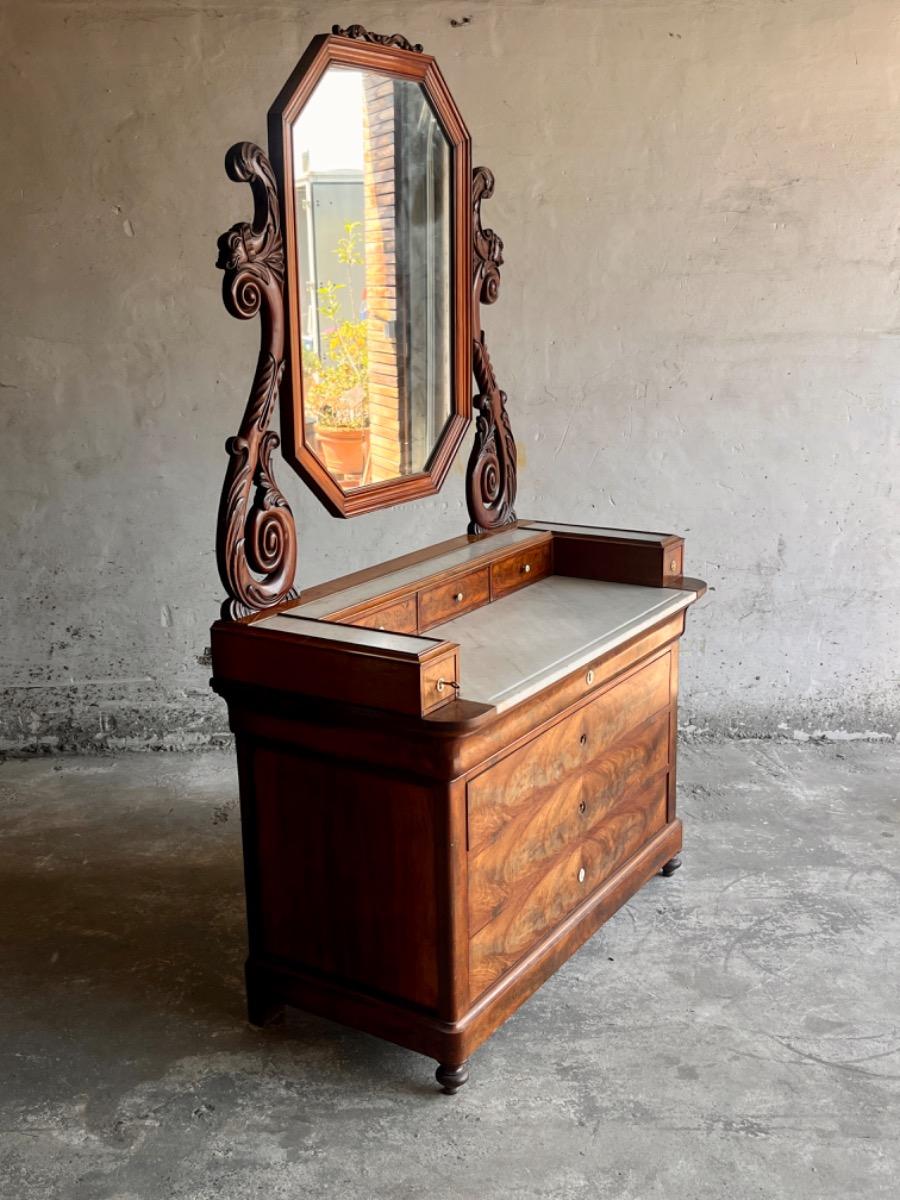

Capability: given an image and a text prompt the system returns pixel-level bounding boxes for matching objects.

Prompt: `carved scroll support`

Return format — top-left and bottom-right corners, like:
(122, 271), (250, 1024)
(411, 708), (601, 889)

(466, 166), (518, 536)
(215, 142), (299, 620)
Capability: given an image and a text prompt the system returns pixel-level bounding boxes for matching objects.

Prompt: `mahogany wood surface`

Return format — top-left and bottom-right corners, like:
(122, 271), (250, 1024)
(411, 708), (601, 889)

(490, 540), (553, 598)
(419, 566), (491, 629)
(467, 653), (671, 851)
(211, 523), (703, 1088)
(467, 711), (670, 935)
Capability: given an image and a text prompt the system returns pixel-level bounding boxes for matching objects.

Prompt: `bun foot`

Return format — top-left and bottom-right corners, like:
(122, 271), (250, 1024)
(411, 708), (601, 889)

(247, 992), (285, 1028)
(435, 1061), (470, 1095)
(660, 855), (682, 878)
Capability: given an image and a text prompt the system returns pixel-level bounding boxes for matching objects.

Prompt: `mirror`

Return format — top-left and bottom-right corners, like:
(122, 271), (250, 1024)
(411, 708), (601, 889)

(271, 34), (472, 517)
(293, 68), (451, 485)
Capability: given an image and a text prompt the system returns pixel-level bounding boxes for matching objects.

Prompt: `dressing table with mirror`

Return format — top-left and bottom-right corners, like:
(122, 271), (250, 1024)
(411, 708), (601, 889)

(210, 24), (706, 1095)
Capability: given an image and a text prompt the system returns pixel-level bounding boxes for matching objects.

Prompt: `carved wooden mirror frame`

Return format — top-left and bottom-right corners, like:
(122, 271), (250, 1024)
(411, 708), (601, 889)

(270, 29), (472, 517)
(215, 25), (518, 619)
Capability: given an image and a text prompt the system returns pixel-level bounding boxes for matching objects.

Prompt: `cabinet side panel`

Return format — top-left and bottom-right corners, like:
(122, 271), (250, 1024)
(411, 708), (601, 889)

(248, 744), (441, 1010)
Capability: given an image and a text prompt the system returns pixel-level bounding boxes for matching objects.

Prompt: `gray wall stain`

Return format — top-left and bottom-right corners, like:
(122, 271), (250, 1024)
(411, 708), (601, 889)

(1, 1), (898, 752)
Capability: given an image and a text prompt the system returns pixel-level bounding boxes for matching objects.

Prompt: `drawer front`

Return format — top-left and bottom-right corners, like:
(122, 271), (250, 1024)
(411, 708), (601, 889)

(420, 651), (460, 714)
(418, 567), (490, 630)
(469, 774), (668, 995)
(468, 651), (671, 853)
(468, 709), (669, 933)
(350, 595), (418, 634)
(490, 541), (553, 600)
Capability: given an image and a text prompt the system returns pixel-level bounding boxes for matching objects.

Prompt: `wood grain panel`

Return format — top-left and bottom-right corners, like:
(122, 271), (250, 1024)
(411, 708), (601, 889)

(468, 711), (669, 932)
(418, 567), (490, 630)
(421, 650), (460, 714)
(251, 745), (441, 1009)
(467, 651), (671, 852)
(349, 595), (418, 633)
(490, 541), (552, 599)
(469, 774), (668, 994)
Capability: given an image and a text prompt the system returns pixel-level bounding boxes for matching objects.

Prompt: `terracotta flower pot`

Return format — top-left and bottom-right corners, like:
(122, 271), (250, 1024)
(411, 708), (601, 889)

(315, 425), (369, 479)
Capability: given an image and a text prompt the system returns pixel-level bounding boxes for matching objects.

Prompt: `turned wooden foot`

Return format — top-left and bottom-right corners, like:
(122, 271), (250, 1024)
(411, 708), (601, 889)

(435, 1061), (470, 1095)
(246, 989), (285, 1028)
(660, 855), (682, 878)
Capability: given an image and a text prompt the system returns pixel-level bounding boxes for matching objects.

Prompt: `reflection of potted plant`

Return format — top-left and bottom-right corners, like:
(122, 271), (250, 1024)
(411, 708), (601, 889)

(315, 385), (370, 478)
(303, 223), (370, 479)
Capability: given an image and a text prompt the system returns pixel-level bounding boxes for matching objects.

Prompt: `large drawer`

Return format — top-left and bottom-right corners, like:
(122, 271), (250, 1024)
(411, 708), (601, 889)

(468, 708), (669, 933)
(469, 773), (668, 994)
(466, 652), (673, 996)
(467, 651), (671, 852)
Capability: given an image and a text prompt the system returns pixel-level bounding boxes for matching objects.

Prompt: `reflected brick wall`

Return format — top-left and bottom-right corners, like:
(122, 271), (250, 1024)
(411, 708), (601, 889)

(363, 77), (404, 482)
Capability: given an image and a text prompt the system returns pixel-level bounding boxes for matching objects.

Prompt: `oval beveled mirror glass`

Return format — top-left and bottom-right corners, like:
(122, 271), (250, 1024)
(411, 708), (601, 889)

(292, 67), (451, 487)
(271, 33), (472, 518)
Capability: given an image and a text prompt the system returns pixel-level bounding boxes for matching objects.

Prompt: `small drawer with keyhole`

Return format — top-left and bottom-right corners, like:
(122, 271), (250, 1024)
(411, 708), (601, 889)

(420, 651), (461, 713)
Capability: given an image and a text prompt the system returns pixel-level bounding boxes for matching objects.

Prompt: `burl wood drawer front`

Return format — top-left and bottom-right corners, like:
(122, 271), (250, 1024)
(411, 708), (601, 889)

(467, 651), (671, 854)
(468, 709), (669, 934)
(490, 541), (553, 600)
(350, 595), (418, 634)
(469, 774), (668, 994)
(418, 567), (490, 630)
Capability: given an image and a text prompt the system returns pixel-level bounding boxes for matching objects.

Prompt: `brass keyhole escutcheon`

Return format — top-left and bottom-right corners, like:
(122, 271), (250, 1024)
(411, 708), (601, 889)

(586, 669), (594, 686)
(579, 733), (587, 746)
(454, 592), (464, 602)
(522, 563), (531, 574)
(577, 867), (586, 884)
(670, 558), (678, 572)
(578, 799), (587, 815)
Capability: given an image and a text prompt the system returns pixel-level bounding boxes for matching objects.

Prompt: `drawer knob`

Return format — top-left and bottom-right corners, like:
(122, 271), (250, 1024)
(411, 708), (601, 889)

(585, 669), (594, 686)
(454, 592), (464, 602)
(522, 563), (531, 574)
(578, 867), (586, 884)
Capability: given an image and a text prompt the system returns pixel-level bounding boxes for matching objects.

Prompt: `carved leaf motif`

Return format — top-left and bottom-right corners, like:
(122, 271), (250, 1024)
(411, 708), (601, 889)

(331, 24), (424, 53)
(466, 167), (518, 535)
(215, 143), (298, 620)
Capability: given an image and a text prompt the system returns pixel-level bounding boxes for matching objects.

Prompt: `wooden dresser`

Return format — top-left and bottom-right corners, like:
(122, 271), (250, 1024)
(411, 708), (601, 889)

(211, 522), (704, 1092)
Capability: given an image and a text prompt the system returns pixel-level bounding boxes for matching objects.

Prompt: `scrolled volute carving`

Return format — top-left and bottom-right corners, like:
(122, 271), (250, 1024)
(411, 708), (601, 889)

(215, 142), (298, 621)
(473, 166), (503, 307)
(466, 166), (518, 535)
(331, 24), (424, 53)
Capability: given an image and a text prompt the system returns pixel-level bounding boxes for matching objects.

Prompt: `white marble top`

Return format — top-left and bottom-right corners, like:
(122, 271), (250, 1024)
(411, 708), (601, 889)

(428, 576), (694, 712)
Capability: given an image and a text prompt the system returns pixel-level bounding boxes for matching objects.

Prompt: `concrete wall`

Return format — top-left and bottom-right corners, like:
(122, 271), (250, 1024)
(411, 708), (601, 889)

(2, 0), (898, 752)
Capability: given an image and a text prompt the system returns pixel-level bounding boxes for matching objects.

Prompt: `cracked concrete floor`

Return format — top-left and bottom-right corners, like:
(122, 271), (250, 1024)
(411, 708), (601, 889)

(0, 742), (898, 1199)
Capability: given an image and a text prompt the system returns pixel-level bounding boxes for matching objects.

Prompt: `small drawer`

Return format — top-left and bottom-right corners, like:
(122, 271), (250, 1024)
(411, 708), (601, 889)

(350, 595), (418, 634)
(418, 567), (490, 630)
(490, 541), (552, 599)
(421, 651), (460, 714)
